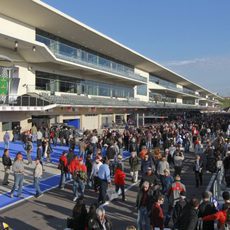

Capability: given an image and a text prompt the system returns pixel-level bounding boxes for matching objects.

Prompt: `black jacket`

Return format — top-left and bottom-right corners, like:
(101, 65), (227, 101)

(2, 154), (12, 167)
(172, 198), (188, 225)
(198, 201), (217, 230)
(88, 217), (112, 230)
(178, 203), (198, 230)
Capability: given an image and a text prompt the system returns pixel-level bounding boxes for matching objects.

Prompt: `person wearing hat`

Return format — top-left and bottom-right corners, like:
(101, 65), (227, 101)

(72, 157), (87, 201)
(198, 191), (217, 230)
(10, 152), (25, 198)
(140, 166), (158, 189)
(165, 175), (186, 227)
(33, 158), (43, 198)
(172, 191), (188, 229)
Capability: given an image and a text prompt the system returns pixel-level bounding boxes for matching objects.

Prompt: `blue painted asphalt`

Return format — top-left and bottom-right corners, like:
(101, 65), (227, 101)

(0, 141), (130, 210)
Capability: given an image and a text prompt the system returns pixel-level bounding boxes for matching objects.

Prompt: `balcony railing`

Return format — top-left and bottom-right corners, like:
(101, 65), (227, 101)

(0, 94), (50, 107)
(36, 34), (147, 83)
(149, 75), (196, 96)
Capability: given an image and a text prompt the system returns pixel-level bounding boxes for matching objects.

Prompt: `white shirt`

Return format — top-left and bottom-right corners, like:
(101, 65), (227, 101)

(91, 161), (102, 177)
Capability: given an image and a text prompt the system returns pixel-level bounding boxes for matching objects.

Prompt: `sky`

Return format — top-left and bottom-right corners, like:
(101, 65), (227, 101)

(42, 0), (230, 96)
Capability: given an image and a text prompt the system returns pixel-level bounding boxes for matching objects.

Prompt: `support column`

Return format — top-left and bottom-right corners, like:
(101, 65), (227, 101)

(136, 113), (139, 128)
(142, 113), (145, 127)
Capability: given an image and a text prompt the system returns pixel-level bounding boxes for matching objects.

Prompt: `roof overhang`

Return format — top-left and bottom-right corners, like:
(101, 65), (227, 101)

(0, 0), (222, 99)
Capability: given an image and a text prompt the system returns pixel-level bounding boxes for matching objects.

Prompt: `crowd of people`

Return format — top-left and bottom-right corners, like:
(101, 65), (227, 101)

(1, 113), (230, 229)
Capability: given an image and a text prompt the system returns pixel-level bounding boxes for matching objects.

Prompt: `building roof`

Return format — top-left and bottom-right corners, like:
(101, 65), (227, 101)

(0, 0), (222, 99)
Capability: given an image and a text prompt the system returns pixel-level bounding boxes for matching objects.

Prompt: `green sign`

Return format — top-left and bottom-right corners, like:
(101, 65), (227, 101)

(0, 77), (8, 95)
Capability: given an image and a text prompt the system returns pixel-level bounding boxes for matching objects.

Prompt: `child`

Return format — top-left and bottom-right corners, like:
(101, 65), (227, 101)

(114, 164), (126, 201)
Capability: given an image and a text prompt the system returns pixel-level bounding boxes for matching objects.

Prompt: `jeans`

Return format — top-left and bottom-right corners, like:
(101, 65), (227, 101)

(98, 179), (108, 204)
(34, 177), (42, 195)
(137, 206), (151, 230)
(27, 152), (32, 164)
(11, 173), (24, 196)
(3, 166), (10, 184)
(59, 172), (67, 188)
(73, 179), (85, 198)
(130, 171), (138, 182)
(115, 184), (125, 200)
(4, 141), (9, 149)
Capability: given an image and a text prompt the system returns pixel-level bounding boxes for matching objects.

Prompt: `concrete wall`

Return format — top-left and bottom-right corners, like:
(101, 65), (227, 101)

(0, 14), (35, 42)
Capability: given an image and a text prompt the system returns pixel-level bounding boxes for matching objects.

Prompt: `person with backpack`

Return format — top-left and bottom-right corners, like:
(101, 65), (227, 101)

(24, 138), (33, 165)
(58, 151), (68, 189)
(165, 175), (186, 227)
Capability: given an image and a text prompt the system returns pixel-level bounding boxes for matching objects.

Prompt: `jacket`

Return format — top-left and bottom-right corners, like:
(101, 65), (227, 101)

(68, 159), (79, 174)
(150, 202), (164, 229)
(2, 154), (12, 167)
(178, 204), (198, 230)
(34, 162), (43, 178)
(88, 217), (112, 230)
(59, 155), (68, 172)
(114, 168), (126, 185)
(202, 210), (227, 229)
(198, 200), (217, 230)
(168, 181), (186, 206)
(129, 156), (139, 171)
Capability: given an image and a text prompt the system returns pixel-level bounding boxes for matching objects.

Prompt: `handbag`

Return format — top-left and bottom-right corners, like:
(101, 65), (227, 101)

(66, 217), (73, 228)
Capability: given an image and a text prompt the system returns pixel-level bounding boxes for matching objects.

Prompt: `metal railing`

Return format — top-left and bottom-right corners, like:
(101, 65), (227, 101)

(0, 95), (50, 107)
(36, 34), (147, 83)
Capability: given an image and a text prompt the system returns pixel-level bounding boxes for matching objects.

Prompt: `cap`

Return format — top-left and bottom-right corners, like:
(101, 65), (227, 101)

(117, 155), (122, 160)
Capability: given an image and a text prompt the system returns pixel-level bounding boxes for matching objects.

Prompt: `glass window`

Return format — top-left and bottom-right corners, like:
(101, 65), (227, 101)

(136, 84), (147, 96)
(36, 78), (50, 91)
(2, 122), (12, 131)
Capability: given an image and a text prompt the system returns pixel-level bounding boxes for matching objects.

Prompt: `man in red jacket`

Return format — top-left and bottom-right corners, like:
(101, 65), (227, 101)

(72, 157), (87, 201)
(58, 151), (68, 189)
(114, 164), (126, 201)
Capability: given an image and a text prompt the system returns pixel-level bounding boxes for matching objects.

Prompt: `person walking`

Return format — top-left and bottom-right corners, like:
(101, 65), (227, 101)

(129, 150), (139, 183)
(72, 157), (87, 201)
(24, 138), (33, 165)
(2, 149), (12, 185)
(165, 175), (186, 227)
(34, 158), (43, 198)
(98, 157), (111, 205)
(178, 198), (200, 230)
(150, 194), (165, 230)
(193, 154), (204, 188)
(91, 155), (103, 192)
(136, 181), (152, 230)
(3, 131), (10, 149)
(198, 191), (217, 230)
(10, 152), (24, 198)
(114, 164), (126, 201)
(58, 151), (68, 189)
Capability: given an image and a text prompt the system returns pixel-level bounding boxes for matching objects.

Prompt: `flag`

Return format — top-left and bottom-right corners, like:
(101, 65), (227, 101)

(0, 78), (8, 95)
